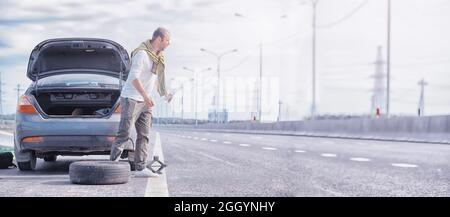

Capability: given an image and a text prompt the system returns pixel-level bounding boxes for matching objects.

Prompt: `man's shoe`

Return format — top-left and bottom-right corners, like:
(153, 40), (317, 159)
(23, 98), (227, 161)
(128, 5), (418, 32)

(135, 168), (160, 178)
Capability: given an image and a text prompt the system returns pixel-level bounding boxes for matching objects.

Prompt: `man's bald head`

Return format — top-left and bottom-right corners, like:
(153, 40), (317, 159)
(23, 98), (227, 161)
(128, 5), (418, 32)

(152, 27), (169, 41)
(151, 27), (170, 52)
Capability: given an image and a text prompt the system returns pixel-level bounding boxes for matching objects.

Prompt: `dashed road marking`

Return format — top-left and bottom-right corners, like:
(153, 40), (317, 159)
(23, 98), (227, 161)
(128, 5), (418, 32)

(262, 147), (277, 151)
(294, 150), (306, 153)
(223, 141), (232, 144)
(210, 139), (218, 142)
(321, 153), (337, 157)
(251, 136), (262, 139)
(239, 144), (251, 147)
(391, 163), (418, 168)
(201, 138), (207, 141)
(350, 157), (371, 162)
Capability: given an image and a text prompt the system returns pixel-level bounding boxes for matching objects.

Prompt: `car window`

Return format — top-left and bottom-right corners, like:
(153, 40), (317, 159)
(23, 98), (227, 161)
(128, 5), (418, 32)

(37, 74), (120, 87)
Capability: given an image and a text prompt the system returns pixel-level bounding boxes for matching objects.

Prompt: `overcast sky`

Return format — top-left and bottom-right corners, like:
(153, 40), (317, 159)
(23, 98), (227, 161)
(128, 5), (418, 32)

(0, 0), (449, 121)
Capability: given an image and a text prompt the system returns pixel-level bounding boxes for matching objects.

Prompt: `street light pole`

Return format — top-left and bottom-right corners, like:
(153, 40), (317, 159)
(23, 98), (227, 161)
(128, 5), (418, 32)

(258, 41), (263, 122)
(200, 48), (237, 123)
(311, 0), (318, 119)
(235, 13), (286, 122)
(277, 100), (282, 122)
(386, 0), (391, 117)
(181, 84), (184, 120)
(183, 66), (212, 126)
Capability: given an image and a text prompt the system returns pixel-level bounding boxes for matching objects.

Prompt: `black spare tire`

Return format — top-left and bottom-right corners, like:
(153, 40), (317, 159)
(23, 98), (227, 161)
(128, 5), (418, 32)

(69, 161), (130, 185)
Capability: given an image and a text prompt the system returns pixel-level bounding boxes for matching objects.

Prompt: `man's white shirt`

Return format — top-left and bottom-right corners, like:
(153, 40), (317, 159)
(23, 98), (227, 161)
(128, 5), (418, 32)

(120, 50), (157, 102)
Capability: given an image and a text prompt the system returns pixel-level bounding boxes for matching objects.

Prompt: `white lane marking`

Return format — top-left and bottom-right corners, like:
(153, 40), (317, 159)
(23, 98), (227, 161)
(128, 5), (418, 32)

(210, 139), (218, 142)
(391, 163), (418, 168)
(201, 138), (207, 141)
(223, 141), (232, 144)
(321, 153), (337, 157)
(262, 147), (277, 151)
(239, 144), (251, 147)
(251, 136), (262, 139)
(322, 141), (335, 145)
(350, 157), (371, 162)
(145, 132), (169, 197)
(294, 150), (306, 153)
(205, 133), (211, 135)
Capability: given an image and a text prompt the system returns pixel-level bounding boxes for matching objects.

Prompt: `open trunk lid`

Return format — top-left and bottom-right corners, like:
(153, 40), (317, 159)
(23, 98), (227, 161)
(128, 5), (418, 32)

(27, 38), (130, 81)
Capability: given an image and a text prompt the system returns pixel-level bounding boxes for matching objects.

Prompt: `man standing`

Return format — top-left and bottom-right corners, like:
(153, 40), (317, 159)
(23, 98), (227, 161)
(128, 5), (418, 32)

(110, 27), (172, 177)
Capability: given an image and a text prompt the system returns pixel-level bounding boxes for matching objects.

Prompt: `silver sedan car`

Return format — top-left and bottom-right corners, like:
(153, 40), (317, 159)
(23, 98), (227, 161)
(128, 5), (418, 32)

(14, 38), (137, 171)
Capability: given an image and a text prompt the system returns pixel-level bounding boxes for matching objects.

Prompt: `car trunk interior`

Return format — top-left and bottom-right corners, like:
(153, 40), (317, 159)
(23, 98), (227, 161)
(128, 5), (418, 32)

(31, 89), (121, 117)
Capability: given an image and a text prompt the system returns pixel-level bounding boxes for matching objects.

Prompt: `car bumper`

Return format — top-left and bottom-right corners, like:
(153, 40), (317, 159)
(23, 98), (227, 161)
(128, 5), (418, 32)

(21, 135), (115, 152)
(15, 113), (136, 153)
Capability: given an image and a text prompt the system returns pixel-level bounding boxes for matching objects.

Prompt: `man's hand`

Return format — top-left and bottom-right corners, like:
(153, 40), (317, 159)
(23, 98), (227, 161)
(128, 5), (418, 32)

(144, 96), (154, 108)
(132, 79), (154, 107)
(166, 93), (173, 103)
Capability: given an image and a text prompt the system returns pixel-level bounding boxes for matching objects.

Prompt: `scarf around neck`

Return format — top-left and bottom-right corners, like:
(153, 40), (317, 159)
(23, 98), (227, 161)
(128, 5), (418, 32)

(131, 39), (167, 97)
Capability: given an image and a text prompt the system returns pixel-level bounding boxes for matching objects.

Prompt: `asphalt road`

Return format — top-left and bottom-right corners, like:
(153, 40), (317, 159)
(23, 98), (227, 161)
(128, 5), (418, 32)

(159, 128), (450, 196)
(0, 130), (164, 197)
(0, 128), (449, 196)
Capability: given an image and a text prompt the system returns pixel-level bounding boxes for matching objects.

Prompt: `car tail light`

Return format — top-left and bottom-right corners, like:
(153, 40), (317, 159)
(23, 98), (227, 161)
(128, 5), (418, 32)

(114, 105), (121, 113)
(22, 136), (43, 142)
(17, 95), (37, 114)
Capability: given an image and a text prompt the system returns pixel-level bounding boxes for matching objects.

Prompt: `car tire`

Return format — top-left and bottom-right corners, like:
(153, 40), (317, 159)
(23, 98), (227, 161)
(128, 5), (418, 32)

(17, 151), (37, 171)
(129, 161), (136, 171)
(127, 150), (136, 171)
(44, 155), (57, 162)
(69, 161), (130, 185)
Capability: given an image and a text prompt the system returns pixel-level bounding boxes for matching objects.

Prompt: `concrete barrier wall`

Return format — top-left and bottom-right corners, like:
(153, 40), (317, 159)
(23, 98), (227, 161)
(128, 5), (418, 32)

(186, 116), (449, 134)
(157, 116), (450, 143)
(0, 119), (14, 131)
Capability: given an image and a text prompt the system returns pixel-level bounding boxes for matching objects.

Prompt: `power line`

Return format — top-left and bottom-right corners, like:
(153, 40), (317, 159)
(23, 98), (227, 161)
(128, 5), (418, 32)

(221, 55), (251, 72)
(392, 60), (450, 68)
(315, 0), (369, 29)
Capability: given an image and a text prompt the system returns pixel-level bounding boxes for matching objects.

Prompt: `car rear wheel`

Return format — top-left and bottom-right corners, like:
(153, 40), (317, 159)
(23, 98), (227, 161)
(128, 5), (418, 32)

(44, 155), (57, 162)
(17, 151), (37, 171)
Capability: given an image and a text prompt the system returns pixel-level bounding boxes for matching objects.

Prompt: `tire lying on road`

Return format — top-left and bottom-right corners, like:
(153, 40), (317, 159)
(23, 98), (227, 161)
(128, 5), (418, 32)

(69, 161), (130, 185)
